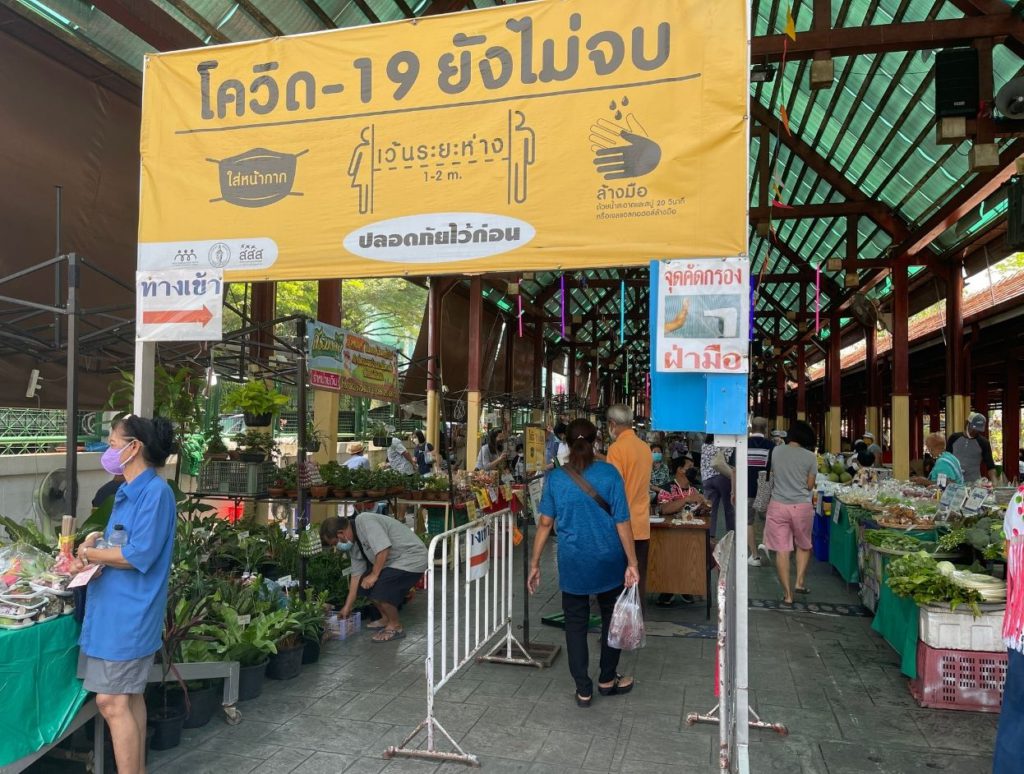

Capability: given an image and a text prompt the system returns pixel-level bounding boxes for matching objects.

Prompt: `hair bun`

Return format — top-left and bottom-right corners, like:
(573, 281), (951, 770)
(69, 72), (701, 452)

(151, 416), (178, 456)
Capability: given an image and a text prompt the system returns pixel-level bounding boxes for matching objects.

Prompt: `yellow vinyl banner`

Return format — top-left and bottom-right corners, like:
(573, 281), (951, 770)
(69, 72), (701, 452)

(138, 0), (747, 281)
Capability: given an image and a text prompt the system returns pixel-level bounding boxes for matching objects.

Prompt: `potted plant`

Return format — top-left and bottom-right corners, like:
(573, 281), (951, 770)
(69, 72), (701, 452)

(369, 421), (392, 449)
(265, 607), (305, 681)
(232, 430), (277, 463)
(289, 589), (329, 665)
(201, 606), (287, 701)
(268, 472), (286, 499)
(222, 380), (289, 427)
(304, 420), (325, 454)
(278, 463), (299, 499)
(322, 462), (351, 498)
(365, 470), (387, 499)
(204, 431), (229, 461)
(349, 468), (371, 499)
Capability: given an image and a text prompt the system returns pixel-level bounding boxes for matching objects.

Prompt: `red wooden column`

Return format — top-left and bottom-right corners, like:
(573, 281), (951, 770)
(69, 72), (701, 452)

(1005, 357), (1021, 482)
(567, 344), (577, 397)
(891, 261), (911, 480)
(250, 282), (276, 363)
(946, 263), (966, 433)
(929, 395), (942, 433)
(775, 365), (787, 431)
(796, 345), (807, 421)
(532, 325), (544, 401)
(466, 277), (483, 470)
(826, 318), (842, 453)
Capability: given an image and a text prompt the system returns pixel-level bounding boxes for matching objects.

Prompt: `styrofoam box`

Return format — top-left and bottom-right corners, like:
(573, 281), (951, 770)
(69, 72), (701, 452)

(919, 604), (1005, 652)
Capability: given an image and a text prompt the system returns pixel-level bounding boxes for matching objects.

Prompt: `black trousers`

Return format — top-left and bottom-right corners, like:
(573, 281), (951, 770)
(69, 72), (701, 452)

(562, 585), (623, 697)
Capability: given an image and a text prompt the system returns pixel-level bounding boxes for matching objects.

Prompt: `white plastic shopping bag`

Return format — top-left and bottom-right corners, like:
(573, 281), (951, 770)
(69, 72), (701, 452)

(607, 584), (645, 650)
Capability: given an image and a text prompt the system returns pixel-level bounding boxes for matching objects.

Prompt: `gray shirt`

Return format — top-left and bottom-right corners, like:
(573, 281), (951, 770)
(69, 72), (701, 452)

(350, 512), (428, 576)
(769, 445), (817, 504)
(867, 443), (882, 462)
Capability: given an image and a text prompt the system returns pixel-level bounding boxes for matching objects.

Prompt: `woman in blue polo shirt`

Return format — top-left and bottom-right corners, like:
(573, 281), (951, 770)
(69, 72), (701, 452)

(73, 415), (176, 774)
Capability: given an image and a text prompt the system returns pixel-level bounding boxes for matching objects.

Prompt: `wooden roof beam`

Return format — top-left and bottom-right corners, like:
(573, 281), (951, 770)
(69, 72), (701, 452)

(753, 14), (1021, 61)
(750, 201), (890, 221)
(88, 0), (202, 51)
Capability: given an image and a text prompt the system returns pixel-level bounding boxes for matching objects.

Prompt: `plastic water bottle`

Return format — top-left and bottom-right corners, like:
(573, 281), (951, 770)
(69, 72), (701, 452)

(109, 524), (127, 547)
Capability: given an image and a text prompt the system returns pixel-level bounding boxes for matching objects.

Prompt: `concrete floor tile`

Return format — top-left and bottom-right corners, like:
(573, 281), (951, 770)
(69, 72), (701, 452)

(330, 692), (397, 721)
(619, 729), (713, 769)
(534, 730), (594, 765)
(156, 750), (261, 774)
(523, 700), (624, 737)
(753, 704), (840, 742)
(911, 710), (998, 752)
(375, 696), (485, 734)
(832, 704), (931, 749)
(582, 734), (617, 771)
(819, 740), (992, 774)
(379, 756), (440, 774)
(304, 688), (362, 717)
(236, 692), (318, 725)
(341, 757), (391, 774)
(265, 716), (393, 756)
(248, 748), (317, 774)
(289, 751), (360, 774)
(459, 723), (551, 761)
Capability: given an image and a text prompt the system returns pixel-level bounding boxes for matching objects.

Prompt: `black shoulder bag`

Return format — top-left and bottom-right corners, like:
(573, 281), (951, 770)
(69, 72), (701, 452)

(562, 466), (613, 518)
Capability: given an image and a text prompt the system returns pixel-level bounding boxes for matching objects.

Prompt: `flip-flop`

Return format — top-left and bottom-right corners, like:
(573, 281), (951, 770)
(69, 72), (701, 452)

(597, 674), (634, 696)
(781, 599), (794, 608)
(372, 628), (406, 643)
(795, 586), (810, 594)
(366, 620), (388, 630)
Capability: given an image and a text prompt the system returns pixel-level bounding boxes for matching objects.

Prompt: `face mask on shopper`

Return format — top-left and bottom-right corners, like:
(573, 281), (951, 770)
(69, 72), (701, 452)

(101, 439), (137, 476)
(336, 541), (353, 553)
(652, 452), (663, 463)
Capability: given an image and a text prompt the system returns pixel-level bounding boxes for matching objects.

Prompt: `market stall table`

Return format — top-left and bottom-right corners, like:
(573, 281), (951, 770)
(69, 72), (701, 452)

(0, 615), (89, 767)
(646, 517), (713, 620)
(828, 500), (861, 583)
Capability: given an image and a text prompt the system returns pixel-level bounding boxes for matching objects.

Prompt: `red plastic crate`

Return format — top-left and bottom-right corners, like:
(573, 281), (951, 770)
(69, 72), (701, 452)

(909, 642), (1008, 713)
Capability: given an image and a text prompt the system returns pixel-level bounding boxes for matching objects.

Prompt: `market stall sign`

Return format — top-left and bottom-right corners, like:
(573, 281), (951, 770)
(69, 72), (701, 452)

(307, 320), (399, 401)
(135, 269), (224, 342)
(136, 0), (747, 280)
(467, 524), (490, 582)
(524, 425), (546, 473)
(654, 257), (749, 374)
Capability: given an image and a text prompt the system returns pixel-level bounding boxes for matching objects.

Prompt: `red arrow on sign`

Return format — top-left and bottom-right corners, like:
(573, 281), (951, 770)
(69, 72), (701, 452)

(142, 305), (214, 327)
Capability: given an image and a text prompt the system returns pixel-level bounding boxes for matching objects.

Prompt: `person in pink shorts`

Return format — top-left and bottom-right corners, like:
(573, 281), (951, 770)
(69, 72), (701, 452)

(763, 420), (818, 606)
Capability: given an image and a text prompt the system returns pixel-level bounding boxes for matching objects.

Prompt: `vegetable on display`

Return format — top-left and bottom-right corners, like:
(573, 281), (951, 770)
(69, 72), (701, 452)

(886, 551), (983, 616)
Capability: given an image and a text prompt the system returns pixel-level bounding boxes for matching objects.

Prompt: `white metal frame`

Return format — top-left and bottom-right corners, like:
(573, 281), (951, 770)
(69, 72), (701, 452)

(384, 508), (535, 766)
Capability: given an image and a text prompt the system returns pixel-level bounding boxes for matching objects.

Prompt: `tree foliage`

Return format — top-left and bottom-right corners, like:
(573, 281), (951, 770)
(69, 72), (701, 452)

(224, 279), (427, 347)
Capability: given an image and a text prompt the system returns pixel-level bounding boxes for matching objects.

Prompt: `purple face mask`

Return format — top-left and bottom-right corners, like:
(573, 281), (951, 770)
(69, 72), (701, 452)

(101, 440), (135, 475)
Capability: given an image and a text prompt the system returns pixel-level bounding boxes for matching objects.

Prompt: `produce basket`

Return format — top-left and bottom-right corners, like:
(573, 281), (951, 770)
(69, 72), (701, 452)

(919, 604), (1005, 652)
(909, 642), (1007, 713)
(198, 461), (277, 496)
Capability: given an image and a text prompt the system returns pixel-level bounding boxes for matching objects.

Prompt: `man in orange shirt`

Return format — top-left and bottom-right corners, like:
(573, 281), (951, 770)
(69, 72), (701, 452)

(606, 404), (653, 614)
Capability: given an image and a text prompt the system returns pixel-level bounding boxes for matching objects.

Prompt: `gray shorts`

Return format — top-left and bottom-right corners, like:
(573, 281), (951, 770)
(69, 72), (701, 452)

(77, 651), (155, 695)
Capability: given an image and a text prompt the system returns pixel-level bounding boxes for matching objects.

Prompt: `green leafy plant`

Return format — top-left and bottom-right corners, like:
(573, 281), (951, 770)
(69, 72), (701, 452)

(0, 515), (55, 553)
(274, 463), (298, 491)
(194, 606), (287, 666)
(864, 530), (930, 554)
(289, 589), (329, 643)
(221, 380), (289, 418)
(886, 551), (982, 616)
(232, 430), (278, 458)
(107, 365), (205, 437)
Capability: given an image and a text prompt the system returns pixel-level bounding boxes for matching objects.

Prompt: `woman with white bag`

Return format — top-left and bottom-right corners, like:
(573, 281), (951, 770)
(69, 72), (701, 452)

(528, 418), (640, 708)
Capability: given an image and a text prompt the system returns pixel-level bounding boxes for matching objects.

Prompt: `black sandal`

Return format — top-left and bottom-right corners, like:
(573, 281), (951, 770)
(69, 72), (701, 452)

(597, 674), (634, 696)
(575, 693), (592, 708)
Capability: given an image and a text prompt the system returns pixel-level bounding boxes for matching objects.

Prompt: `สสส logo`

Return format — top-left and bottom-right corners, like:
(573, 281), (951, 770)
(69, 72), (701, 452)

(344, 213), (535, 263)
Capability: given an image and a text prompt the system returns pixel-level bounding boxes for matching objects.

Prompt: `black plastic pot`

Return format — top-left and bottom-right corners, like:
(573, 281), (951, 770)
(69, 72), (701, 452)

(149, 707), (185, 751)
(183, 683), (219, 729)
(302, 636), (322, 665)
(237, 660), (268, 702)
(267, 642), (304, 681)
(372, 435), (391, 448)
(259, 562), (281, 581)
(243, 412), (272, 427)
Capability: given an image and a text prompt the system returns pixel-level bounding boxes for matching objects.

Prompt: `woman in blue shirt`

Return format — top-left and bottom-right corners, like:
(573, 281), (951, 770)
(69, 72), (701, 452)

(72, 415), (177, 774)
(528, 418), (640, 707)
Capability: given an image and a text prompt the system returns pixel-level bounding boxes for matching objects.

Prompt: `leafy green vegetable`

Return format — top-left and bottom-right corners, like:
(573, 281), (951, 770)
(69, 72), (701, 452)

(886, 551), (982, 616)
(938, 528), (969, 552)
(864, 530), (925, 553)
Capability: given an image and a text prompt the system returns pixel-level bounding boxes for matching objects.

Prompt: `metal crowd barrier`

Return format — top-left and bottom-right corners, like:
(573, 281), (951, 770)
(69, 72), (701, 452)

(384, 507), (536, 766)
(687, 531), (786, 771)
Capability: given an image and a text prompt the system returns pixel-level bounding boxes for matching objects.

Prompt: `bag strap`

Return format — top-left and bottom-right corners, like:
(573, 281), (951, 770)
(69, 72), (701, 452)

(562, 465), (612, 517)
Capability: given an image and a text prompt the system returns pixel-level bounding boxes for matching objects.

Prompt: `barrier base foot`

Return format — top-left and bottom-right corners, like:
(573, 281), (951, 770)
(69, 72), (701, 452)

(686, 704), (787, 737)
(477, 631), (549, 669)
(521, 642), (561, 668)
(383, 717), (480, 767)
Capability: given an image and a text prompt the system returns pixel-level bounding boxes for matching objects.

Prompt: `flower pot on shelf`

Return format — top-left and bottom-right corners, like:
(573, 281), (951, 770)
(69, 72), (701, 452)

(267, 642), (304, 680)
(148, 707), (185, 750)
(206, 452), (230, 462)
(332, 488), (350, 499)
(302, 636), (322, 665)
(239, 451), (267, 463)
(243, 411), (273, 428)
(372, 435), (390, 448)
(237, 660), (268, 702)
(286, 489), (299, 499)
(307, 440), (322, 453)
(365, 489), (386, 499)
(267, 488), (286, 499)
(310, 485), (330, 499)
(349, 489), (365, 499)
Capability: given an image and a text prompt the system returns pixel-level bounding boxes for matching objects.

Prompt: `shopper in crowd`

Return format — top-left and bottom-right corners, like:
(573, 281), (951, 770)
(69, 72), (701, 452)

(344, 441), (371, 470)
(606, 404), (654, 613)
(701, 434), (736, 539)
(748, 417), (775, 567)
(528, 418), (639, 707)
(321, 512), (428, 642)
(387, 433), (416, 475)
(771, 429), (787, 446)
(993, 484), (1024, 772)
(687, 430), (705, 468)
(948, 412), (997, 484)
(476, 427), (508, 471)
(649, 443), (671, 489)
(72, 415), (177, 774)
(862, 431), (883, 462)
(412, 429), (434, 475)
(763, 420), (818, 606)
(912, 432), (964, 487)
(657, 461), (707, 513)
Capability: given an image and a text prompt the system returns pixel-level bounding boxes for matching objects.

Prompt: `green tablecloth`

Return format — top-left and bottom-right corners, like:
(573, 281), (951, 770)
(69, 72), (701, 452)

(871, 579), (920, 678)
(0, 615), (88, 766)
(829, 502), (860, 583)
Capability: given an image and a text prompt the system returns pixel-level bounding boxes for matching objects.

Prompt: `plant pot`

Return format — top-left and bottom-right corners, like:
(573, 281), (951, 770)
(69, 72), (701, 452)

(268, 487), (286, 498)
(149, 707), (186, 750)
(302, 636), (322, 665)
(307, 440), (322, 453)
(208, 555), (241, 573)
(239, 451), (267, 463)
(228, 450), (241, 461)
(267, 642), (304, 680)
(372, 435), (391, 448)
(183, 683), (219, 729)
(366, 489), (386, 499)
(332, 487), (350, 499)
(286, 489), (299, 499)
(310, 486), (330, 499)
(206, 452), (230, 461)
(349, 489), (365, 499)
(244, 412), (273, 427)
(237, 660), (268, 702)
(388, 486), (402, 495)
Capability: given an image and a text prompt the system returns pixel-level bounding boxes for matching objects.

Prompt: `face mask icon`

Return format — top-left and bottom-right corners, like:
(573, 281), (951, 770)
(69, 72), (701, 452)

(208, 147), (307, 207)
